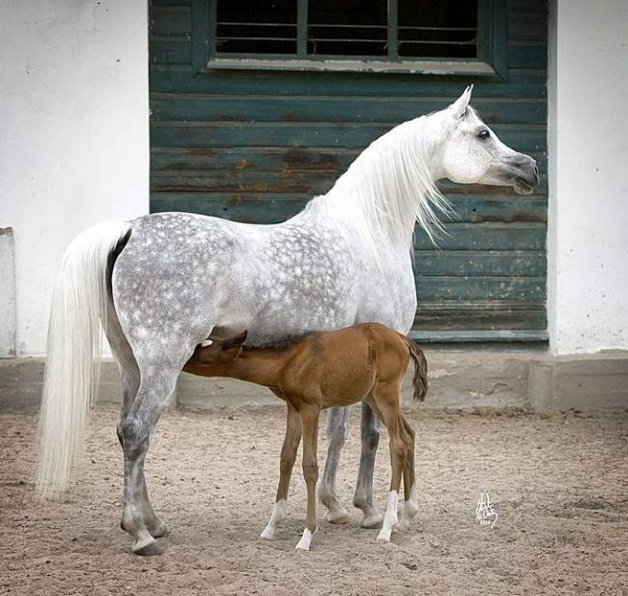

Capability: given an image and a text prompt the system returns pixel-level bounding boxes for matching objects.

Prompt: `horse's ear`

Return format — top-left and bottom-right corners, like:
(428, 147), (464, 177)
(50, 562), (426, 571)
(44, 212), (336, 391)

(449, 85), (474, 120)
(222, 330), (248, 350)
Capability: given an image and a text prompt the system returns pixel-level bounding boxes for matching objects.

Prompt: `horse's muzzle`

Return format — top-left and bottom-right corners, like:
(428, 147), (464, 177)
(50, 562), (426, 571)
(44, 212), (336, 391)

(511, 155), (540, 194)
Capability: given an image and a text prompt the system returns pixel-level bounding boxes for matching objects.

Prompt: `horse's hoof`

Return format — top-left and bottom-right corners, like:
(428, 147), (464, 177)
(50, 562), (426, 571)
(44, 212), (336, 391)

(134, 540), (163, 557)
(259, 527), (276, 541)
(376, 529), (392, 542)
(359, 511), (384, 529)
(326, 508), (349, 525)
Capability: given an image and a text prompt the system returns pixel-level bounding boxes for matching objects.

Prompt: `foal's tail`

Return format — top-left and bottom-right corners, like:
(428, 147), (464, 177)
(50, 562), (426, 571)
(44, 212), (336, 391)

(403, 336), (428, 402)
(37, 221), (131, 499)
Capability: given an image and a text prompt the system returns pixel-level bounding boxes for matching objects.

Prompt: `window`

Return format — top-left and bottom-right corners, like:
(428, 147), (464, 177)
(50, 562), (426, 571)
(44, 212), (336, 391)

(200, 0), (505, 76)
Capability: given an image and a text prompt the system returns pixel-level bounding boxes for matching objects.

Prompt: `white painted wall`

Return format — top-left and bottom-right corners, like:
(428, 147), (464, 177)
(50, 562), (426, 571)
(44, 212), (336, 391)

(548, 0), (628, 354)
(0, 0), (149, 356)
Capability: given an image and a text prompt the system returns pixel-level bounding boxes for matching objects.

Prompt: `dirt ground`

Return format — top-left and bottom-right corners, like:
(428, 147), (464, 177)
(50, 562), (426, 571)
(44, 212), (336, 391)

(1, 405), (627, 596)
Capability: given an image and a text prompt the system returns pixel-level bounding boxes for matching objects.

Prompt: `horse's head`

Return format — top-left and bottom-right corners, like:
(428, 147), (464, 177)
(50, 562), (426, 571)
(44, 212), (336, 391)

(435, 86), (539, 194)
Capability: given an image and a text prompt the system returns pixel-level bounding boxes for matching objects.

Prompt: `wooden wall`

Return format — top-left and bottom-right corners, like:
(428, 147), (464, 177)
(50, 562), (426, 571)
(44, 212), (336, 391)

(149, 0), (548, 342)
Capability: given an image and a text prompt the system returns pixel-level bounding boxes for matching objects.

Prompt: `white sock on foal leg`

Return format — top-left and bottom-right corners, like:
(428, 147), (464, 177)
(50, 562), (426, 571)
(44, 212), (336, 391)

(398, 485), (419, 531)
(295, 527), (316, 551)
(260, 499), (287, 540)
(377, 490), (399, 542)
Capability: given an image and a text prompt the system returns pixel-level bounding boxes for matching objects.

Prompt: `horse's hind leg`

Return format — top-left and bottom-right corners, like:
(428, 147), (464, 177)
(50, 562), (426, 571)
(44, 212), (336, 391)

(106, 303), (167, 539)
(118, 362), (180, 556)
(353, 402), (384, 528)
(318, 406), (350, 524)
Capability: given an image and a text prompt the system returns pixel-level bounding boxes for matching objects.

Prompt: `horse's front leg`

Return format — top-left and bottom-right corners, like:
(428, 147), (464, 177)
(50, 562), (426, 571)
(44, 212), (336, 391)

(318, 406), (350, 524)
(260, 405), (302, 540)
(296, 404), (320, 551)
(353, 402), (384, 528)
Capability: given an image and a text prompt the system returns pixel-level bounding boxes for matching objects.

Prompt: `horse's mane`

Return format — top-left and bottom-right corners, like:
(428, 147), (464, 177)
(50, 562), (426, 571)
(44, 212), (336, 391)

(292, 115), (451, 258)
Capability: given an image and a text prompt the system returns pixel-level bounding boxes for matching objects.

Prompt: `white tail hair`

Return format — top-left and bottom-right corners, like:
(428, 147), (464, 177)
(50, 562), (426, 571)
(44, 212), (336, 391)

(37, 220), (131, 499)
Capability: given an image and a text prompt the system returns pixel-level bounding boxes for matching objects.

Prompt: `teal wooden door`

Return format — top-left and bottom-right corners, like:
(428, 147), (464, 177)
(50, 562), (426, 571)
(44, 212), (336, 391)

(149, 0), (548, 342)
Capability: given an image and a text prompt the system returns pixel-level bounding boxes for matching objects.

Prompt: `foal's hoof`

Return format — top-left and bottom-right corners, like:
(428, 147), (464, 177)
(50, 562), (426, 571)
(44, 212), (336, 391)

(326, 507), (349, 525)
(133, 540), (163, 557)
(376, 528), (392, 543)
(359, 510), (384, 529)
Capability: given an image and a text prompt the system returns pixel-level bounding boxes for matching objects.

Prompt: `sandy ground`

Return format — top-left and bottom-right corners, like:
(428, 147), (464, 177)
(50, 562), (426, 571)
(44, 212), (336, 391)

(1, 404), (627, 596)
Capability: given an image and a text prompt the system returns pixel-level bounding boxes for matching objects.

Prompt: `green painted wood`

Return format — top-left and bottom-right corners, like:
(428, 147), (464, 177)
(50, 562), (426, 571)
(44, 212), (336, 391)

(150, 192), (547, 224)
(507, 42), (547, 69)
(150, 7), (191, 37)
(150, 167), (547, 196)
(414, 224), (546, 251)
(148, 0), (549, 341)
(414, 306), (547, 331)
(509, 14), (547, 41)
(150, 147), (548, 176)
(415, 275), (545, 302)
(151, 94), (547, 124)
(508, 0), (547, 14)
(150, 66), (547, 95)
(150, 39), (192, 65)
(150, 121), (547, 151)
(411, 329), (548, 343)
(414, 251), (546, 277)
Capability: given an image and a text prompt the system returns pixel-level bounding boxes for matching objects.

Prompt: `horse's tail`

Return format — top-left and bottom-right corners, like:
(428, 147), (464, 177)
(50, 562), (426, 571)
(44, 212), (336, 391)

(402, 336), (428, 402)
(37, 221), (132, 499)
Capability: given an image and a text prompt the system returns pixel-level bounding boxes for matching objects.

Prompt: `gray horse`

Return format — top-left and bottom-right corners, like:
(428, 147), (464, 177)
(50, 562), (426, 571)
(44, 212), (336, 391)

(37, 87), (538, 555)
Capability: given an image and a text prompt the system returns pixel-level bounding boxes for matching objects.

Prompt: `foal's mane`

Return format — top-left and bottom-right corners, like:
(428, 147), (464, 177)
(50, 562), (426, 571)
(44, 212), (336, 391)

(295, 115), (451, 257)
(245, 332), (317, 351)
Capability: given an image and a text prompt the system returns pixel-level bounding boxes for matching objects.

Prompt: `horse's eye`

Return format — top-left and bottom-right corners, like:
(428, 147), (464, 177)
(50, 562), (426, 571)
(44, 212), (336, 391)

(478, 129), (491, 140)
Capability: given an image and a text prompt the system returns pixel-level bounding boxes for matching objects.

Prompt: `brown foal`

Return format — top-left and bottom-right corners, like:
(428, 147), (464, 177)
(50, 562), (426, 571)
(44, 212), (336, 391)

(183, 322), (428, 550)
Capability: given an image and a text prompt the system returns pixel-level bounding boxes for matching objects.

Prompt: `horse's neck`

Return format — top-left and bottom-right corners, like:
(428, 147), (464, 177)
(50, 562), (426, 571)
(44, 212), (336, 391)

(219, 349), (288, 388)
(313, 115), (444, 253)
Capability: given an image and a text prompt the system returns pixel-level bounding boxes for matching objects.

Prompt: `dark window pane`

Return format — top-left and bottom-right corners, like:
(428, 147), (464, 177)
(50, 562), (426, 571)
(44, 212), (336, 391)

(308, 0), (387, 57)
(398, 1), (478, 59)
(216, 0), (297, 55)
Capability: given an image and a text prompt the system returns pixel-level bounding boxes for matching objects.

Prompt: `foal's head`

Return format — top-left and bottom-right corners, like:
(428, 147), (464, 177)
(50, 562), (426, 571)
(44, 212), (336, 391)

(433, 86), (540, 194)
(191, 331), (248, 365)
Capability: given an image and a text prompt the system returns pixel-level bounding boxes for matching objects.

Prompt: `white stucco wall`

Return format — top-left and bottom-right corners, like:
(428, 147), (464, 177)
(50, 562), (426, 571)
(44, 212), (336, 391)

(0, 0), (149, 356)
(548, 0), (628, 354)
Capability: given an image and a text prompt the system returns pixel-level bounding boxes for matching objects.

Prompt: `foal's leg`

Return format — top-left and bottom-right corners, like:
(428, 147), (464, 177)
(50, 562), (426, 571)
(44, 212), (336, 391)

(260, 405), (302, 540)
(369, 386), (408, 543)
(353, 402), (384, 528)
(118, 365), (179, 556)
(319, 406), (350, 524)
(398, 417), (419, 531)
(295, 405), (320, 551)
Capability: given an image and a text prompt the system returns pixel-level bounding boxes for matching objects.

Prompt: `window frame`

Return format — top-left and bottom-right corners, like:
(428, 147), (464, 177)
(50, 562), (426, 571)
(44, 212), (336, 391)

(192, 0), (507, 78)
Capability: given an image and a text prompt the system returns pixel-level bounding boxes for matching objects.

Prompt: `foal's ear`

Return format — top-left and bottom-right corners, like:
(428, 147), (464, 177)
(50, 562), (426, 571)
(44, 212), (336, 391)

(449, 85), (474, 120)
(222, 330), (248, 350)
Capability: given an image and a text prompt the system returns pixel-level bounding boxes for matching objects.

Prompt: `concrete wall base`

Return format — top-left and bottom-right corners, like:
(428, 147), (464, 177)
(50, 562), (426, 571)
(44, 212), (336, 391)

(2, 349), (627, 412)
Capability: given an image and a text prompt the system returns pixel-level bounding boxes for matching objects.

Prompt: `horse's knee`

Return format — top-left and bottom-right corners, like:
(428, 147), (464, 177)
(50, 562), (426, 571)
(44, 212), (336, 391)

(327, 410), (349, 445)
(391, 439), (408, 463)
(118, 416), (149, 457)
(303, 460), (319, 485)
